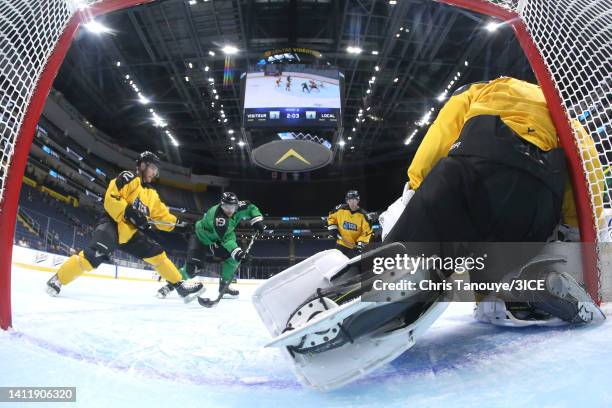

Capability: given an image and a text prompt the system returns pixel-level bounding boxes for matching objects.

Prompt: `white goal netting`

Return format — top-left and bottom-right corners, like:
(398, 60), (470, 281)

(497, 0), (612, 300)
(0, 1), (83, 207)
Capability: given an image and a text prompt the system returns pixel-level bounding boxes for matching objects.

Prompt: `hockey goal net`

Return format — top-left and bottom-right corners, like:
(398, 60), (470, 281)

(0, 0), (610, 330)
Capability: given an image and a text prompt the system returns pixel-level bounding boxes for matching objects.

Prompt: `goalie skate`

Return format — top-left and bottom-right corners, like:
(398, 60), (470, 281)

(253, 243), (448, 390)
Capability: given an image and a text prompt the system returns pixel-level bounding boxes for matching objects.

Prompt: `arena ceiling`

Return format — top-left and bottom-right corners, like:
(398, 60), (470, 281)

(52, 0), (535, 177)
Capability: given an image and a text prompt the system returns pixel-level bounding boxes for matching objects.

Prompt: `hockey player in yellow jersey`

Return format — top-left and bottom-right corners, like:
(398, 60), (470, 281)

(327, 190), (373, 258)
(46, 151), (205, 303)
(379, 76), (604, 324)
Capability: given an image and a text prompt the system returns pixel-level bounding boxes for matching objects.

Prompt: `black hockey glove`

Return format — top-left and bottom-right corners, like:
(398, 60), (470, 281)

(252, 221), (266, 234)
(232, 248), (250, 262)
(174, 220), (194, 234)
(124, 202), (149, 230)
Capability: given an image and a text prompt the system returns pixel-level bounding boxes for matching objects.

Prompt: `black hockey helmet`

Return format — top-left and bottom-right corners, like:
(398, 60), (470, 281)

(137, 151), (160, 166)
(221, 192), (239, 206)
(136, 151), (160, 178)
(345, 190), (360, 201)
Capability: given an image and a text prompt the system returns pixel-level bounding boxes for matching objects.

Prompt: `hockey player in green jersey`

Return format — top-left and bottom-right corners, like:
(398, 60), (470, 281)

(156, 192), (265, 300)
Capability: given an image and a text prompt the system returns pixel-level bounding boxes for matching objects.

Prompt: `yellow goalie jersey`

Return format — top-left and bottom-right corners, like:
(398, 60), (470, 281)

(327, 204), (373, 249)
(104, 171), (177, 244)
(407, 76), (604, 228)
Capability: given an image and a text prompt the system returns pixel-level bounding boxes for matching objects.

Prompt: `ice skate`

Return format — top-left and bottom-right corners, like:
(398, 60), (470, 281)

(46, 274), (61, 297)
(156, 282), (175, 299)
(174, 280), (206, 303)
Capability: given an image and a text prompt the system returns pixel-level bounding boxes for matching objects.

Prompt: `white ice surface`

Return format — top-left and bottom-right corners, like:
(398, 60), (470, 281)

(1, 266), (611, 408)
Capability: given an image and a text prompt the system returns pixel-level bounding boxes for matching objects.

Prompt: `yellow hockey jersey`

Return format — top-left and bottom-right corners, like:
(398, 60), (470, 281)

(327, 204), (373, 248)
(408, 77), (604, 227)
(104, 171), (177, 244)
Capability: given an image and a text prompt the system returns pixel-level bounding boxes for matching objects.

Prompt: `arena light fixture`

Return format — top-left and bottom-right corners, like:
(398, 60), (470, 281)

(184, 76), (189, 82)
(188, 0), (196, 5)
(208, 50), (215, 56)
(371, 50), (379, 55)
(228, 129), (235, 134)
(204, 65), (210, 72)
(393, 77), (399, 82)
(485, 21), (500, 32)
(230, 136), (236, 141)
(84, 20), (111, 34)
(116, 61), (121, 67)
(338, 140), (346, 147)
(188, 62), (193, 69)
(346, 46), (363, 54)
(222, 45), (238, 55)
(374, 66), (380, 71)
(238, 141), (245, 147)
(151, 112), (167, 128)
(138, 94), (151, 105)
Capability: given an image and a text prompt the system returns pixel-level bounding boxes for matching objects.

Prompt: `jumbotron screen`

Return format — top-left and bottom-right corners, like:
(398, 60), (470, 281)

(242, 64), (342, 128)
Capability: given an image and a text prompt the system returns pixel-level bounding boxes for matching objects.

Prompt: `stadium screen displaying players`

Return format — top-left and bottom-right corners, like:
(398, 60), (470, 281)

(242, 64), (343, 128)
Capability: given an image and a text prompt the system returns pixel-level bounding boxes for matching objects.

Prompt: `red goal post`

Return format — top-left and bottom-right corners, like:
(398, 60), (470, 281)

(437, 0), (611, 305)
(0, 0), (610, 330)
(0, 0), (152, 330)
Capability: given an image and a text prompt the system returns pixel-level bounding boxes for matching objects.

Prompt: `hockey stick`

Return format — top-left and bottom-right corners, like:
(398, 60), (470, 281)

(198, 233), (259, 308)
(147, 219), (190, 228)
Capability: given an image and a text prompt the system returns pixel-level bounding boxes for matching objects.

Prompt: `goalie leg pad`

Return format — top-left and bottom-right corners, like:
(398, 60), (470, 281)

(481, 250), (606, 325)
(253, 244), (450, 390)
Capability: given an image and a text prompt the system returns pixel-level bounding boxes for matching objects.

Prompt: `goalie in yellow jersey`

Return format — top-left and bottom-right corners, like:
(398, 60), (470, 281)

(327, 190), (373, 258)
(379, 76), (604, 325)
(46, 151), (205, 303)
(250, 78), (604, 388)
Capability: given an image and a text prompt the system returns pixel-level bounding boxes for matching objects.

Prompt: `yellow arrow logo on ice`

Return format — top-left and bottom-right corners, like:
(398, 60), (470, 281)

(275, 149), (311, 165)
